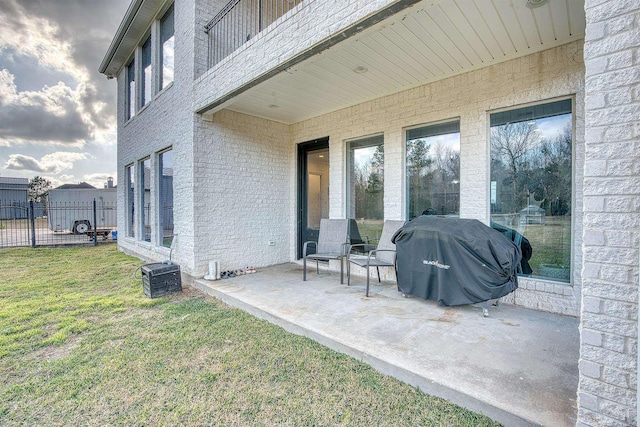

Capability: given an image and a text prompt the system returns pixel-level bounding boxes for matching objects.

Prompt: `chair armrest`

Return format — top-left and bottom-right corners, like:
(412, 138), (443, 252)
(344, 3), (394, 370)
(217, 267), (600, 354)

(303, 241), (317, 257)
(368, 249), (397, 263)
(346, 243), (376, 259)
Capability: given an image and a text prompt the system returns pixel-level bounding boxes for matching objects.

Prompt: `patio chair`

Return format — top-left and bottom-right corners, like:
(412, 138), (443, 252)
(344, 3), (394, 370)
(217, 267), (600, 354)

(347, 220), (405, 296)
(303, 219), (349, 283)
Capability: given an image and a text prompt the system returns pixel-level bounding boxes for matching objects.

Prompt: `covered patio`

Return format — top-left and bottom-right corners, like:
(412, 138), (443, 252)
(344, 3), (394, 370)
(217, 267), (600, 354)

(192, 264), (579, 427)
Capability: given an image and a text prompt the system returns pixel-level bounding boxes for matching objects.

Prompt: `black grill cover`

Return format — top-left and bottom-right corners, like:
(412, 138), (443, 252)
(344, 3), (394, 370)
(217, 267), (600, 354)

(392, 216), (521, 306)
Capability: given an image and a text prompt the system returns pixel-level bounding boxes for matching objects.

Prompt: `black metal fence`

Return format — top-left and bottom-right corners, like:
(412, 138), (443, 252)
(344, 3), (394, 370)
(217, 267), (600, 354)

(206, 0), (303, 68)
(0, 199), (117, 249)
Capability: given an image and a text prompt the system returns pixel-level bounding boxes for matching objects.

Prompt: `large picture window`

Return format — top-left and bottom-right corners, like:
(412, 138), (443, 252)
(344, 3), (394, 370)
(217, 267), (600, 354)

(490, 99), (572, 282)
(140, 36), (152, 107)
(159, 4), (174, 90)
(139, 158), (151, 242)
(406, 120), (460, 219)
(159, 149), (174, 248)
(347, 135), (384, 242)
(126, 165), (135, 238)
(126, 59), (135, 120)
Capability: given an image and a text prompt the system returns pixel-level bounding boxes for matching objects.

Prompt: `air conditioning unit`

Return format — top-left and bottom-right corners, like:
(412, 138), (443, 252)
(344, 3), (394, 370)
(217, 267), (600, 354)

(141, 262), (182, 298)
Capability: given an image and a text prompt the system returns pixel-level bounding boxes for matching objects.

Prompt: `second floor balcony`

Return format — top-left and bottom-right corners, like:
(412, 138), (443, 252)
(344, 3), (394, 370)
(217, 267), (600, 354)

(206, 0), (303, 69)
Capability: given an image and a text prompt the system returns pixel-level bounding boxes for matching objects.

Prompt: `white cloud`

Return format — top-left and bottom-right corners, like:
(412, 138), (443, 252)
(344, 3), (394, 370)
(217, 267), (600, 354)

(0, 0), (128, 183)
(0, 1), (89, 84)
(81, 172), (117, 189)
(4, 152), (89, 174)
(58, 174), (75, 182)
(0, 69), (93, 146)
(0, 0), (118, 148)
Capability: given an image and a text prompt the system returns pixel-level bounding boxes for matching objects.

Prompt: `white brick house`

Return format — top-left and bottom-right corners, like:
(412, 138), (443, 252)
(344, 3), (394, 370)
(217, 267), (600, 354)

(100, 0), (639, 425)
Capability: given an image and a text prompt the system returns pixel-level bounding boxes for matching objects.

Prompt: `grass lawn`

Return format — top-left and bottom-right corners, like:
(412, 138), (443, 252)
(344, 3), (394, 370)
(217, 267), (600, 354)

(0, 245), (500, 426)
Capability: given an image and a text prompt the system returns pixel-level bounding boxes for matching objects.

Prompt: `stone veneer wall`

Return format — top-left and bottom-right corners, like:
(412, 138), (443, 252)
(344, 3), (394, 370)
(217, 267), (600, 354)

(578, 1), (639, 425)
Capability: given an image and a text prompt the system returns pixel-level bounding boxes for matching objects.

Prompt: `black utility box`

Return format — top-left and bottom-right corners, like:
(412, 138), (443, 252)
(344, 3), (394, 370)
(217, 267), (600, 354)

(141, 262), (182, 298)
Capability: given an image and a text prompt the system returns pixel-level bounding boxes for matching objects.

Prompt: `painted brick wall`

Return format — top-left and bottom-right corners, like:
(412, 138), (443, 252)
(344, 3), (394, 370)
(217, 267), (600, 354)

(578, 1), (640, 425)
(115, 0), (197, 274)
(290, 42), (585, 316)
(194, 0), (224, 79)
(191, 110), (292, 277)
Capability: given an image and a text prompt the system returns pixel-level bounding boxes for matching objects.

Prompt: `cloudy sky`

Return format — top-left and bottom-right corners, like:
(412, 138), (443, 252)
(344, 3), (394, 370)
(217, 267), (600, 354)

(0, 0), (130, 188)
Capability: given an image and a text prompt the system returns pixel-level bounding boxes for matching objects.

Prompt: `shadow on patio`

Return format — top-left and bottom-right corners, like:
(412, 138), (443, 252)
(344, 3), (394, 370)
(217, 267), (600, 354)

(193, 263), (579, 427)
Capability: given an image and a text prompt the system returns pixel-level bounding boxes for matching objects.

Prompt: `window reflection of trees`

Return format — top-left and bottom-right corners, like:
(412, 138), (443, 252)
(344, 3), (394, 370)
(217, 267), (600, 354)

(352, 144), (384, 222)
(490, 106), (572, 283)
(406, 135), (460, 219)
(491, 119), (571, 217)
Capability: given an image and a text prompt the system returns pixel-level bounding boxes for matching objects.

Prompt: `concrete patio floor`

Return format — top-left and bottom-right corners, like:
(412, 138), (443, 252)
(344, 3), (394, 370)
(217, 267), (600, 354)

(192, 263), (579, 427)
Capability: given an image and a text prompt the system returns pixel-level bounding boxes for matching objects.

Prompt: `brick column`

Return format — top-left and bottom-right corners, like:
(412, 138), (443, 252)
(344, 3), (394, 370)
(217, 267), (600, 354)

(579, 1), (640, 425)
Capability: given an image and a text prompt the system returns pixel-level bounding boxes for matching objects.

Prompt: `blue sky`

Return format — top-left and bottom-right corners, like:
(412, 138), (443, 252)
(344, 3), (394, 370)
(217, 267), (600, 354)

(0, 0), (130, 188)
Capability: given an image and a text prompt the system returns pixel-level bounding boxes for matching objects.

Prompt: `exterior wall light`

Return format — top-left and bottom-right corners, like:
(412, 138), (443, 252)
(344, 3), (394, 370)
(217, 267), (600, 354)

(526, 0), (549, 9)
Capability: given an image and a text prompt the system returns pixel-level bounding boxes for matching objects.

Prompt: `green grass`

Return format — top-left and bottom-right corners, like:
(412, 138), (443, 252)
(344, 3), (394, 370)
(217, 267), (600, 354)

(0, 246), (501, 426)
(518, 216), (571, 279)
(355, 219), (384, 243)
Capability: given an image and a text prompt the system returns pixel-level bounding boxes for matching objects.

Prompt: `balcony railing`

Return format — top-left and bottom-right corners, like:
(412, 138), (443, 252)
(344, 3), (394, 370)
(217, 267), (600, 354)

(205, 0), (303, 69)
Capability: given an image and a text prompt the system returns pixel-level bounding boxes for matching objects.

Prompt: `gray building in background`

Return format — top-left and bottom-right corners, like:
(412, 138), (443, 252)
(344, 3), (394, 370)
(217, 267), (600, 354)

(0, 177), (28, 220)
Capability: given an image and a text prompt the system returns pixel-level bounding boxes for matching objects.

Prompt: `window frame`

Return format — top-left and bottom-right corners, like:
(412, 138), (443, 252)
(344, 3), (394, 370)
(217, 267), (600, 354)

(125, 164), (136, 238)
(488, 96), (575, 283)
(140, 35), (152, 107)
(157, 147), (174, 248)
(125, 57), (136, 121)
(158, 3), (175, 92)
(346, 134), (385, 242)
(138, 157), (152, 243)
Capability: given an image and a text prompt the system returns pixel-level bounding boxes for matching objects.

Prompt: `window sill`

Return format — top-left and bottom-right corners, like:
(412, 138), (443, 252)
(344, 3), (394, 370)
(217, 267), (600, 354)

(154, 81), (174, 101)
(137, 102), (151, 116)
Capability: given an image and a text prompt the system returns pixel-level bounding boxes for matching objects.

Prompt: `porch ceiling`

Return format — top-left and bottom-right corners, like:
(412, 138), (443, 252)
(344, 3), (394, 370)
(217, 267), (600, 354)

(218, 0), (585, 124)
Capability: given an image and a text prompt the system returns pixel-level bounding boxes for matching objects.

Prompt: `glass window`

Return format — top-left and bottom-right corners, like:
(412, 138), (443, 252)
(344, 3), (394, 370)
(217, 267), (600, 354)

(159, 4), (174, 90)
(141, 36), (152, 106)
(126, 59), (135, 120)
(126, 165), (135, 238)
(139, 158), (151, 242)
(406, 120), (460, 219)
(490, 99), (572, 282)
(159, 149), (174, 248)
(347, 135), (384, 242)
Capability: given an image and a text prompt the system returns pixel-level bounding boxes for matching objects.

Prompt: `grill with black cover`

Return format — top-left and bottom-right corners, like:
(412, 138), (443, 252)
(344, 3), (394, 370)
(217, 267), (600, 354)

(392, 216), (521, 306)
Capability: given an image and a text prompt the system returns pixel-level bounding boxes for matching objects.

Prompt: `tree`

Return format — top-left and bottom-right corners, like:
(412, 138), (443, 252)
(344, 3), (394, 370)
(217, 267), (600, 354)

(406, 139), (434, 217)
(28, 176), (51, 202)
(490, 121), (541, 212)
(491, 121), (540, 178)
(528, 124), (572, 215)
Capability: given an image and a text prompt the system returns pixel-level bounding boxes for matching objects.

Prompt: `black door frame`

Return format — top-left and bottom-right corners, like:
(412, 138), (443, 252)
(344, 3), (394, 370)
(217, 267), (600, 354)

(297, 137), (329, 259)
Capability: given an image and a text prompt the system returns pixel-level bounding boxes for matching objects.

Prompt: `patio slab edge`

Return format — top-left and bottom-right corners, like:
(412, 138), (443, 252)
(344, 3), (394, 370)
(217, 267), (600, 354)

(192, 278), (539, 427)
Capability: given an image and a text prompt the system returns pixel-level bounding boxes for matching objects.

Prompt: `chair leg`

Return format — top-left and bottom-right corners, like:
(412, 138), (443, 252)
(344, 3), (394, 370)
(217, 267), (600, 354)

(316, 260), (319, 275)
(365, 266), (370, 297)
(347, 260), (351, 286)
(303, 255), (307, 281)
(376, 266), (381, 283)
(340, 257), (344, 284)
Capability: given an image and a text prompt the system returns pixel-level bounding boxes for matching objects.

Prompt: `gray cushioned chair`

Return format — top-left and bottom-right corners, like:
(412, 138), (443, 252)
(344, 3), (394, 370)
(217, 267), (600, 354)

(303, 219), (349, 283)
(346, 220), (405, 296)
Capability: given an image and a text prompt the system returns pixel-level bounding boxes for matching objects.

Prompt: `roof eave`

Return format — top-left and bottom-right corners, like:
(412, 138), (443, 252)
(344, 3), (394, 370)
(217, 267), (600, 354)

(99, 0), (164, 78)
